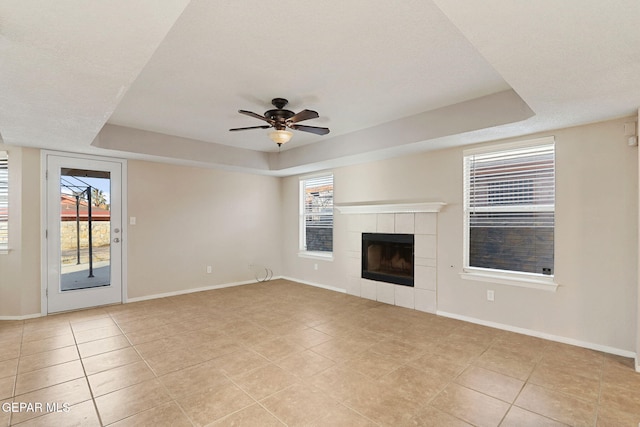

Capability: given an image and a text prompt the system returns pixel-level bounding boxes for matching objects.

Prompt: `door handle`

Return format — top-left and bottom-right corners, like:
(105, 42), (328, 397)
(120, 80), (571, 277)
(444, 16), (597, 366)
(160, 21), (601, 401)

(113, 237), (120, 243)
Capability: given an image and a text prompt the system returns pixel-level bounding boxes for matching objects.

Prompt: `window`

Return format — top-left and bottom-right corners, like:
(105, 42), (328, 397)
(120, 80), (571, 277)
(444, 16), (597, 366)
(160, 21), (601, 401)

(0, 151), (7, 253)
(463, 138), (555, 279)
(300, 174), (333, 255)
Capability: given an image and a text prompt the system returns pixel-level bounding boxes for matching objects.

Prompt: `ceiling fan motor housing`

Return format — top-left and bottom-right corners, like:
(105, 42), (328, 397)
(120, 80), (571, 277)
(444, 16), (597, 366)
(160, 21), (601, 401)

(265, 98), (294, 130)
(229, 97), (330, 137)
(265, 110), (294, 129)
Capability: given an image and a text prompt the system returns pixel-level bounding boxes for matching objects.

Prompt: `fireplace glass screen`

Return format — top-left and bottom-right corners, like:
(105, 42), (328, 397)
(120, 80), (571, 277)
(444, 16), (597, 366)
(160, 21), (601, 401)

(361, 233), (414, 287)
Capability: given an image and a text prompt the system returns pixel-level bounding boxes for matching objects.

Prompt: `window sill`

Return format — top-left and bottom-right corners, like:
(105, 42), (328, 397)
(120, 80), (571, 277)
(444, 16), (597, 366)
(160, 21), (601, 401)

(460, 268), (558, 292)
(298, 251), (334, 261)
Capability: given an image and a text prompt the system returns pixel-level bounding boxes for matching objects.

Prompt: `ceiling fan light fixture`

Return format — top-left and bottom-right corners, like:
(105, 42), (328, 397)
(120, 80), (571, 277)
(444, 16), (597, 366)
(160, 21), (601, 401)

(269, 129), (293, 146)
(231, 98), (330, 146)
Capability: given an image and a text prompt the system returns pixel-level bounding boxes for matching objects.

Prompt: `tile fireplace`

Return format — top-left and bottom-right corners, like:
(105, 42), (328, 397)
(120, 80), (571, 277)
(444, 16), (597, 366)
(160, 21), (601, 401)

(336, 201), (445, 313)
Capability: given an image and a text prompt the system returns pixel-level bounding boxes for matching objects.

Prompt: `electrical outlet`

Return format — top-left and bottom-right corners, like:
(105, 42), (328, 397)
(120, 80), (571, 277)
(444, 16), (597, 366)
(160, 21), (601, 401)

(206, 266), (212, 274)
(487, 290), (495, 301)
(314, 263), (318, 270)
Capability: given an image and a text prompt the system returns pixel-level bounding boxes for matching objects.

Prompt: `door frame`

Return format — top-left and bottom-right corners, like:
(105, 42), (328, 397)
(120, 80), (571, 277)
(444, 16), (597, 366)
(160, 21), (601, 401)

(40, 150), (128, 315)
(637, 108), (640, 373)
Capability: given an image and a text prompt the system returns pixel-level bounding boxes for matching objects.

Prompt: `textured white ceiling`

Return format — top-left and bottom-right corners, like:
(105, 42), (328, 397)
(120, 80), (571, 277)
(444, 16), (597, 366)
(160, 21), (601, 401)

(0, 0), (191, 152)
(432, 0), (640, 127)
(107, 0), (509, 152)
(1, 1), (639, 175)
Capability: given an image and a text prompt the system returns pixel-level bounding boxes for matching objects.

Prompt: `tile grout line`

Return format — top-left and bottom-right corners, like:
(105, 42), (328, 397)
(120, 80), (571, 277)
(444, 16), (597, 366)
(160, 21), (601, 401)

(69, 318), (105, 427)
(503, 340), (585, 426)
(413, 330), (498, 425)
(222, 371), (287, 426)
(8, 320), (26, 427)
(593, 353), (605, 426)
(491, 336), (534, 427)
(108, 312), (196, 427)
(5, 282), (637, 426)
(10, 319), (94, 426)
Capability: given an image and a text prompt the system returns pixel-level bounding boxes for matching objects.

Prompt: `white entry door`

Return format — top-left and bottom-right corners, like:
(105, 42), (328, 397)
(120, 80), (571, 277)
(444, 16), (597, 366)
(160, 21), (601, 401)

(45, 154), (124, 313)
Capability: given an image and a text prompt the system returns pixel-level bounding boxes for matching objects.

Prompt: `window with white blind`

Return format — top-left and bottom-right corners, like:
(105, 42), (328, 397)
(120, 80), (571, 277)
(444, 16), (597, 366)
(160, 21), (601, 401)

(463, 138), (555, 282)
(300, 174), (333, 256)
(0, 151), (8, 253)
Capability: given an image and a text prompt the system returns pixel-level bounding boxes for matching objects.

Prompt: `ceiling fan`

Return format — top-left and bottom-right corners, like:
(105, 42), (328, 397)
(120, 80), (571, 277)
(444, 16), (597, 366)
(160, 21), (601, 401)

(229, 98), (330, 147)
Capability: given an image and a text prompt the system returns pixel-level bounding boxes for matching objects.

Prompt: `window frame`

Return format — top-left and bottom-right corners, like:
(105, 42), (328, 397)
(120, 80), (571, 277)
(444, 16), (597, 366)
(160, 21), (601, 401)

(299, 173), (334, 260)
(461, 137), (558, 291)
(0, 151), (7, 254)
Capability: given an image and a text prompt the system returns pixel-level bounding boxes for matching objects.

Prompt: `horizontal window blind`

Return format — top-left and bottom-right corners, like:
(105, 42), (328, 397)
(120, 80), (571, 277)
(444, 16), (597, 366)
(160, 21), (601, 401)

(465, 144), (555, 228)
(303, 175), (333, 228)
(301, 174), (334, 253)
(0, 151), (8, 250)
(464, 142), (555, 275)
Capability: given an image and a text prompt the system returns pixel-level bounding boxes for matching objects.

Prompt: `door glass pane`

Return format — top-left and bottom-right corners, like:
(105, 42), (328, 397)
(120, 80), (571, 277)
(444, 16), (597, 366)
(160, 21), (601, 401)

(60, 168), (111, 291)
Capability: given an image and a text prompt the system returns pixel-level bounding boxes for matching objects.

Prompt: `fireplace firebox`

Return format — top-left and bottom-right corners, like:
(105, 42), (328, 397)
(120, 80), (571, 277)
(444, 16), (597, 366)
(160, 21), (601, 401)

(362, 233), (414, 287)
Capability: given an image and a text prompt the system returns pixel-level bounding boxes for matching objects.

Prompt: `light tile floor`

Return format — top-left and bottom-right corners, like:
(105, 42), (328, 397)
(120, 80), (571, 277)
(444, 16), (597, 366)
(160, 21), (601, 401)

(0, 279), (639, 426)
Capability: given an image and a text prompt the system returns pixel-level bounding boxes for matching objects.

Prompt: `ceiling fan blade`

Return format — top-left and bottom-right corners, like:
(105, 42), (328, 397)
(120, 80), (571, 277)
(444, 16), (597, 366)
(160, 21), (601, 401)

(229, 125), (272, 131)
(287, 109), (319, 124)
(289, 124), (330, 135)
(238, 110), (272, 124)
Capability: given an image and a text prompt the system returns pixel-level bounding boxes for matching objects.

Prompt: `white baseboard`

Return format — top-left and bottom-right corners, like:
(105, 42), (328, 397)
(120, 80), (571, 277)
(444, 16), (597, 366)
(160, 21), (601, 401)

(280, 276), (346, 294)
(12, 277), (634, 363)
(437, 310), (636, 359)
(274, 278), (637, 360)
(0, 313), (42, 321)
(126, 276), (346, 305)
(126, 279), (257, 303)
(0, 279), (270, 318)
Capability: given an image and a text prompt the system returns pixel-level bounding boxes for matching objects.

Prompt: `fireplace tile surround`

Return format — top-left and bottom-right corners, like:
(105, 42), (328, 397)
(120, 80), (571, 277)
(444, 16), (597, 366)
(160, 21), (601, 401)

(338, 203), (444, 314)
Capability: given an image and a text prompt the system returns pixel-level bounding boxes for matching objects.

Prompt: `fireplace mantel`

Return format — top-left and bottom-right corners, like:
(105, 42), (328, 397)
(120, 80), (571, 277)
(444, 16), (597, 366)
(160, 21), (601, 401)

(335, 201), (446, 215)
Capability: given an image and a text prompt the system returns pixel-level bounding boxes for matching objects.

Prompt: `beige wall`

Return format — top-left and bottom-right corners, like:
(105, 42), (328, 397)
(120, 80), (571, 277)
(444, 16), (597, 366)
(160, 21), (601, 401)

(126, 160), (282, 299)
(282, 117), (638, 353)
(0, 144), (41, 317)
(1, 117), (637, 356)
(0, 153), (282, 316)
